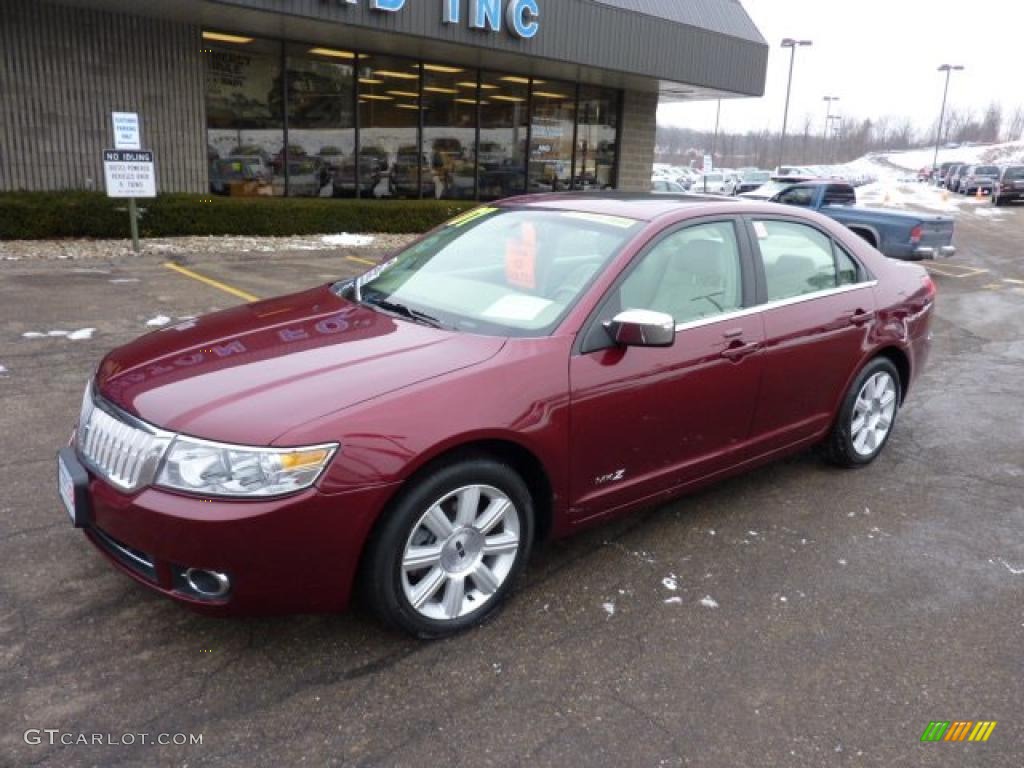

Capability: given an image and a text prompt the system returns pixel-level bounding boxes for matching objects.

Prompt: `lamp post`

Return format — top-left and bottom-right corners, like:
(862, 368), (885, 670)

(932, 64), (964, 173)
(823, 96), (839, 162)
(706, 99), (721, 193)
(827, 115), (843, 162)
(779, 38), (812, 169)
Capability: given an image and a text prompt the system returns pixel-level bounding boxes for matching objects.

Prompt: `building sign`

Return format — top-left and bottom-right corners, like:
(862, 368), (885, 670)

(328, 0), (540, 39)
(111, 112), (141, 150)
(103, 149), (156, 198)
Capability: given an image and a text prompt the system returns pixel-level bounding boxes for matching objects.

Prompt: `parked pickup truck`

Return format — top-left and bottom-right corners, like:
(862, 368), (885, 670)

(766, 180), (956, 261)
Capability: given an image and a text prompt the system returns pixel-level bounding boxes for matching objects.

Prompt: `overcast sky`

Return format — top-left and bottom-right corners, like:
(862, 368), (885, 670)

(657, 0), (1018, 135)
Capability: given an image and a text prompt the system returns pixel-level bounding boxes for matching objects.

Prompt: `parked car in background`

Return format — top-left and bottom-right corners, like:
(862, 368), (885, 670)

(935, 161), (961, 187)
(769, 180), (956, 261)
(732, 170), (772, 196)
(651, 179), (689, 193)
(957, 165), (999, 195)
(60, 193), (935, 637)
(695, 172), (728, 195)
(333, 147), (389, 198)
(947, 164), (968, 192)
(392, 146), (435, 198)
(992, 165), (1024, 206)
(273, 157), (329, 197)
(208, 157), (271, 197)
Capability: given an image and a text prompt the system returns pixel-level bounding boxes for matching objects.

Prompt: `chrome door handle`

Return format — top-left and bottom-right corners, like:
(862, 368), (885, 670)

(721, 340), (759, 361)
(849, 309), (875, 326)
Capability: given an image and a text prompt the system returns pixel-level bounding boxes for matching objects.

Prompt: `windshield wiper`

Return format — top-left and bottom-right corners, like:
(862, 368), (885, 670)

(365, 297), (445, 329)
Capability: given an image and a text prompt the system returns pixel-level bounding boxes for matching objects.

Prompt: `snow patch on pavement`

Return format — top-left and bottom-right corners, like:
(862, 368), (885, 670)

(699, 596), (719, 609)
(602, 601), (616, 616)
(67, 328), (95, 340)
(322, 233), (376, 247)
(662, 575), (678, 591)
(145, 315), (172, 327)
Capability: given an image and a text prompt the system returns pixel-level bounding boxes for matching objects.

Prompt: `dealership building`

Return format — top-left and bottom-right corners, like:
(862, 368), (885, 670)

(1, 0), (767, 201)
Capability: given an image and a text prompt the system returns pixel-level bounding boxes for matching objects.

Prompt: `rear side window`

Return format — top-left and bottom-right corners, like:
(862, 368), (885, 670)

(776, 187), (815, 207)
(1004, 167), (1024, 180)
(975, 166), (998, 175)
(754, 220), (839, 300)
(823, 185), (856, 205)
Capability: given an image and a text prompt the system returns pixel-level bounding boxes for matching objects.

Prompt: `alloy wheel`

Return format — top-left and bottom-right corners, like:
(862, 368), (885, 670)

(400, 484), (521, 621)
(851, 371), (897, 457)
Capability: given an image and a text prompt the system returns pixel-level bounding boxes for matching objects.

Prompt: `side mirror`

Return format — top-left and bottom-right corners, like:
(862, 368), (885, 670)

(603, 309), (675, 348)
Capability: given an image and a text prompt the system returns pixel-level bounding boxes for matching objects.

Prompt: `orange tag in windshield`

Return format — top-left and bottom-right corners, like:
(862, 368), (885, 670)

(505, 223), (537, 290)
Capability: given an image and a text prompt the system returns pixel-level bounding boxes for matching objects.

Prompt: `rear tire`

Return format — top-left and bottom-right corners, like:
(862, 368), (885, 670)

(825, 357), (901, 468)
(362, 456), (534, 638)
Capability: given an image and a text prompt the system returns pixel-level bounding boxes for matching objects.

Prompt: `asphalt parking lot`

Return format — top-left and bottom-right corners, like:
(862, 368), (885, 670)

(2, 193), (1023, 767)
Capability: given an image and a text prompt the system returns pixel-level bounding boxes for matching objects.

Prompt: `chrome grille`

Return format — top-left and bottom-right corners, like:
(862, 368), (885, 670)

(77, 388), (172, 493)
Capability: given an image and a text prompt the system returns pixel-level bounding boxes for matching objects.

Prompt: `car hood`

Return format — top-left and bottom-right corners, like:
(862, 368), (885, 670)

(96, 285), (506, 445)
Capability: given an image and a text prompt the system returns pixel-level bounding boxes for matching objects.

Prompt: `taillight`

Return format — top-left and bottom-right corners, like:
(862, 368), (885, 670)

(910, 225), (923, 244)
(922, 274), (937, 298)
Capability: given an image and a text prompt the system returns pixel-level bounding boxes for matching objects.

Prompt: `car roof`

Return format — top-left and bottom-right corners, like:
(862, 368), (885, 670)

(494, 191), (812, 223)
(495, 192), (742, 222)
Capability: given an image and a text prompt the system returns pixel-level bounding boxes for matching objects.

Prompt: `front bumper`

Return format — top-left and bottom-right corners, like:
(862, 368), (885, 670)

(80, 470), (399, 615)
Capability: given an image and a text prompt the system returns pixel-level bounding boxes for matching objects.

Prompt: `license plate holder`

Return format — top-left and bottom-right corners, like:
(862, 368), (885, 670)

(57, 447), (92, 528)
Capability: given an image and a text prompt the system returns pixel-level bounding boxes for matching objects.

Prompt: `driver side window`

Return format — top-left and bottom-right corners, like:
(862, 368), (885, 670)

(617, 221), (743, 325)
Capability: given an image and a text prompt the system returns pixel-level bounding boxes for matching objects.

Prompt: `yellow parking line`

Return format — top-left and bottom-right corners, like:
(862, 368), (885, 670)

(345, 255), (377, 267)
(1003, 278), (1024, 285)
(163, 262), (260, 302)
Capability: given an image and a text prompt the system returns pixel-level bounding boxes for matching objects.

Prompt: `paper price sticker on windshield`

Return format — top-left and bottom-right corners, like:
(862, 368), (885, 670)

(505, 223), (538, 290)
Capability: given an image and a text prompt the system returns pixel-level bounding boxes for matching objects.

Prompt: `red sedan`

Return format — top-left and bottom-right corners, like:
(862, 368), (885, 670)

(58, 194), (935, 637)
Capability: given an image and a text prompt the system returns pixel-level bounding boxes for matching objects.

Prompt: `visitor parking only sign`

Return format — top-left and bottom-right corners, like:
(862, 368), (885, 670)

(102, 149), (156, 198)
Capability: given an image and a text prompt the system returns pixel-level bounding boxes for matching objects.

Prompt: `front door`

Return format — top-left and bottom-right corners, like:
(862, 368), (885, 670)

(568, 219), (764, 519)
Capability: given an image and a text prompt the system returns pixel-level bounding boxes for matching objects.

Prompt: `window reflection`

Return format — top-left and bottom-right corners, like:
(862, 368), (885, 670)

(204, 35), (621, 201)
(422, 64), (477, 199)
(529, 79), (575, 192)
(205, 38), (284, 196)
(478, 72), (528, 200)
(284, 44), (355, 197)
(576, 86), (619, 190)
(358, 55), (420, 198)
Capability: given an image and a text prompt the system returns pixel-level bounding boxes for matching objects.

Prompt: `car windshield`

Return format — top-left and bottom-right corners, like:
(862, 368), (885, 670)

(975, 166), (998, 175)
(743, 172), (770, 182)
(1004, 167), (1024, 180)
(357, 208), (642, 337)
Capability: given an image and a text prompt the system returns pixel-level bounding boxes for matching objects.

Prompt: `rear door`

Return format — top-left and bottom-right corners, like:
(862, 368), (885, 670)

(743, 216), (877, 453)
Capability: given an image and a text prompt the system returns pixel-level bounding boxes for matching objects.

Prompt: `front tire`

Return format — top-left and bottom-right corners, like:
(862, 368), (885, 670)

(825, 358), (901, 468)
(363, 457), (534, 638)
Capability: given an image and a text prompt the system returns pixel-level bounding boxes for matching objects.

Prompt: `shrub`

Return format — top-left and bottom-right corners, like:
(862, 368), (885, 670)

(0, 192), (477, 240)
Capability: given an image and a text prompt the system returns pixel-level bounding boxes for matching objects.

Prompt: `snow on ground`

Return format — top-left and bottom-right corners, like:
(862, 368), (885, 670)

(880, 141), (1024, 172)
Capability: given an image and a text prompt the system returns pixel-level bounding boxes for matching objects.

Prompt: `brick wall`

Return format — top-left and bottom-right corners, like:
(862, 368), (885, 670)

(616, 90), (659, 192)
(0, 0), (207, 194)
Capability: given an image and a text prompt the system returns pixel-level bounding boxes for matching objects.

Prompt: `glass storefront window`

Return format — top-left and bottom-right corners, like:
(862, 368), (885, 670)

(575, 86), (619, 190)
(205, 37), (284, 197)
(478, 72), (528, 200)
(285, 44), (356, 198)
(358, 55), (420, 198)
(422, 63), (477, 200)
(204, 34), (622, 202)
(529, 79), (575, 193)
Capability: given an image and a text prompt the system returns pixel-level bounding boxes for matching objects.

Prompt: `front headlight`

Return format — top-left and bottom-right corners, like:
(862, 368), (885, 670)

(156, 436), (337, 498)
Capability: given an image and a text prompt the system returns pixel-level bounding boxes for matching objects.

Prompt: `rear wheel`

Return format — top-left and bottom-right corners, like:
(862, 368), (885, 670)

(825, 357), (901, 467)
(363, 457), (534, 638)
